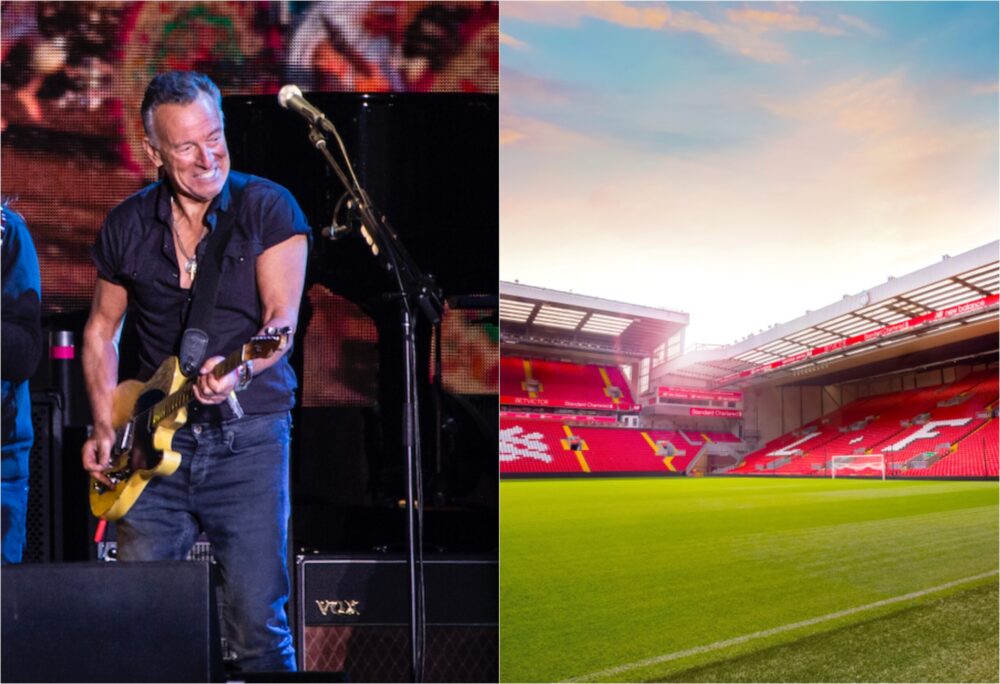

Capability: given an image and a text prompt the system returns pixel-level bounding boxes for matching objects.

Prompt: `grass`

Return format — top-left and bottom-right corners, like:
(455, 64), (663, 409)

(499, 477), (999, 683)
(661, 582), (998, 683)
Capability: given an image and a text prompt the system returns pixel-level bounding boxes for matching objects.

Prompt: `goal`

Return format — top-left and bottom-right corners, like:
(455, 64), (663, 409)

(830, 453), (886, 480)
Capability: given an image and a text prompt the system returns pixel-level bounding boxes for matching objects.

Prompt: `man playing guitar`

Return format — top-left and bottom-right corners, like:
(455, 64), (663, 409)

(81, 71), (309, 673)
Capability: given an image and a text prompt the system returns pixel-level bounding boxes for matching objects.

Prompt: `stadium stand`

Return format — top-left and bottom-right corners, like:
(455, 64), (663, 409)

(500, 246), (998, 482)
(500, 365), (996, 479)
(500, 419), (587, 474)
(500, 356), (636, 410)
(499, 419), (713, 475)
(731, 372), (998, 478)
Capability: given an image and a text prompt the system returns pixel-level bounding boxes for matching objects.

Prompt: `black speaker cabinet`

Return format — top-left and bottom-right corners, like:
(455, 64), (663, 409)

(1, 562), (224, 682)
(24, 391), (63, 563)
(296, 554), (497, 682)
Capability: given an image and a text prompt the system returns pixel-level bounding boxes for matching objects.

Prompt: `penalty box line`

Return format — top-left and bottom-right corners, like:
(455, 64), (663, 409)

(564, 569), (1000, 683)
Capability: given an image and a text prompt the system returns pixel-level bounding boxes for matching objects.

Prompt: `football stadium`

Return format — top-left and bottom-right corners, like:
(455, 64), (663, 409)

(499, 242), (999, 682)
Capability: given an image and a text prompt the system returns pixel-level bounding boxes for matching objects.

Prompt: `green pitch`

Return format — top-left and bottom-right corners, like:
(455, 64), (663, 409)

(500, 477), (999, 682)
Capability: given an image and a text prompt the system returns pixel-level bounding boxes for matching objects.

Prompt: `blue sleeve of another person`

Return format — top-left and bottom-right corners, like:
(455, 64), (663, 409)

(1, 205), (42, 485)
(1, 206), (42, 384)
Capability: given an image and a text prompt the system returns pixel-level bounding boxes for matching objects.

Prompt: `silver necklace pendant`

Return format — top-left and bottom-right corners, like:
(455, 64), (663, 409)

(185, 257), (197, 279)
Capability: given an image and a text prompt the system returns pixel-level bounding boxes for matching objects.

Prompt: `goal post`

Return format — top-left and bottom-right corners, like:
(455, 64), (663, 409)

(830, 453), (886, 480)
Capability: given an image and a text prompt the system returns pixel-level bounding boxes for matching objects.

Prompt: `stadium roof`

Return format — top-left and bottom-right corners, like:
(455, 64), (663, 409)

(660, 241), (999, 388)
(499, 281), (688, 360)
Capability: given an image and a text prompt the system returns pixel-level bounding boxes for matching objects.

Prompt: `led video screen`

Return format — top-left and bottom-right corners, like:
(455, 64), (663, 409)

(1, 1), (498, 403)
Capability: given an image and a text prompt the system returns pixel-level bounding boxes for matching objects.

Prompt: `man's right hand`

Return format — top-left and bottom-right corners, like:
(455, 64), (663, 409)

(82, 424), (116, 487)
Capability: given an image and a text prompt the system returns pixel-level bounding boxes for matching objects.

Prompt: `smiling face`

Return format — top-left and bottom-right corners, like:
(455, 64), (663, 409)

(143, 93), (230, 206)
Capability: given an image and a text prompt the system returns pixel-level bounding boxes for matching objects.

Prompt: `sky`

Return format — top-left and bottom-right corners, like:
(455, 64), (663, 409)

(499, 1), (999, 348)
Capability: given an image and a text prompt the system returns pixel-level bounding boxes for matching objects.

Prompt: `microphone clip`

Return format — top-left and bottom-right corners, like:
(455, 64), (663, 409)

(322, 192), (360, 241)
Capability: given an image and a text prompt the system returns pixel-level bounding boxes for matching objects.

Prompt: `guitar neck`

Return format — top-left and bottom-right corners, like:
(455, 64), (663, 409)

(151, 348), (246, 425)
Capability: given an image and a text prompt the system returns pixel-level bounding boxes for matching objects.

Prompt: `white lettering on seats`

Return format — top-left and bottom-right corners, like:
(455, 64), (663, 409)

(883, 419), (972, 452)
(769, 432), (822, 456)
(500, 425), (552, 463)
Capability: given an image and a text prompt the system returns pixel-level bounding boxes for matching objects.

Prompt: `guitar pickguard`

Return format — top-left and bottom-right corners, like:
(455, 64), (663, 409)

(114, 388), (165, 474)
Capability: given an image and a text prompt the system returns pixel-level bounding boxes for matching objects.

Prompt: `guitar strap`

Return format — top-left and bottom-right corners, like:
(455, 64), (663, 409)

(178, 178), (244, 377)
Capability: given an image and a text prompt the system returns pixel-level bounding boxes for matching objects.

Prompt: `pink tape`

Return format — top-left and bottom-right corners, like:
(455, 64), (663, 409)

(50, 346), (75, 360)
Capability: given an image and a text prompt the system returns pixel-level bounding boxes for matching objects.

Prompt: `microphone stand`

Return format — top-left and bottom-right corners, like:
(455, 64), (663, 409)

(305, 123), (443, 683)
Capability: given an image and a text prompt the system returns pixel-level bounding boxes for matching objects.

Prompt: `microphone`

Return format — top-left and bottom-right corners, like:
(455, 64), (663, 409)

(277, 85), (336, 134)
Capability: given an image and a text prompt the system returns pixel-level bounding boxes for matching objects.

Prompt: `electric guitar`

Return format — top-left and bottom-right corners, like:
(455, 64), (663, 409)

(89, 331), (289, 521)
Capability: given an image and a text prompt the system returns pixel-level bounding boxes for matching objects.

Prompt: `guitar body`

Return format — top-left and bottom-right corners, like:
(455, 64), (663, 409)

(90, 357), (188, 521)
(88, 331), (288, 521)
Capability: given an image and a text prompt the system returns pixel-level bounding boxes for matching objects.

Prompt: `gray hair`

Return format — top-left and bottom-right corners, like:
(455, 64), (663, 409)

(141, 71), (224, 142)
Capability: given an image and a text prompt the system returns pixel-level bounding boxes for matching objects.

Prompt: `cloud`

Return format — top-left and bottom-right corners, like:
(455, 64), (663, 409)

(726, 5), (844, 35)
(710, 26), (795, 63)
(970, 81), (1000, 96)
(760, 73), (915, 136)
(502, 1), (852, 65)
(500, 67), (583, 107)
(500, 32), (529, 51)
(501, 1), (718, 35)
(753, 71), (996, 205)
(499, 127), (526, 146)
(666, 8), (723, 36)
(499, 2), (592, 28)
(711, 4), (856, 63)
(836, 13), (882, 37)
(499, 113), (594, 149)
(501, 67), (722, 155)
(584, 2), (671, 30)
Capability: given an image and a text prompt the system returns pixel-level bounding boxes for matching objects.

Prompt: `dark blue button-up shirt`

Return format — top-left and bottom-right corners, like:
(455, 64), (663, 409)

(91, 171), (311, 420)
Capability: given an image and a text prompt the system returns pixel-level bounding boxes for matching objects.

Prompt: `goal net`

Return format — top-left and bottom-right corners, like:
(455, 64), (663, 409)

(830, 453), (886, 480)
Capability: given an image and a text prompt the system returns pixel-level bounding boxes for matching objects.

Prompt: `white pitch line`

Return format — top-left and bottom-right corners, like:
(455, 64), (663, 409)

(564, 569), (999, 683)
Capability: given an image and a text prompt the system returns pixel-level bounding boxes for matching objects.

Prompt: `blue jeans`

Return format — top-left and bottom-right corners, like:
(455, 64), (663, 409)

(117, 411), (296, 672)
